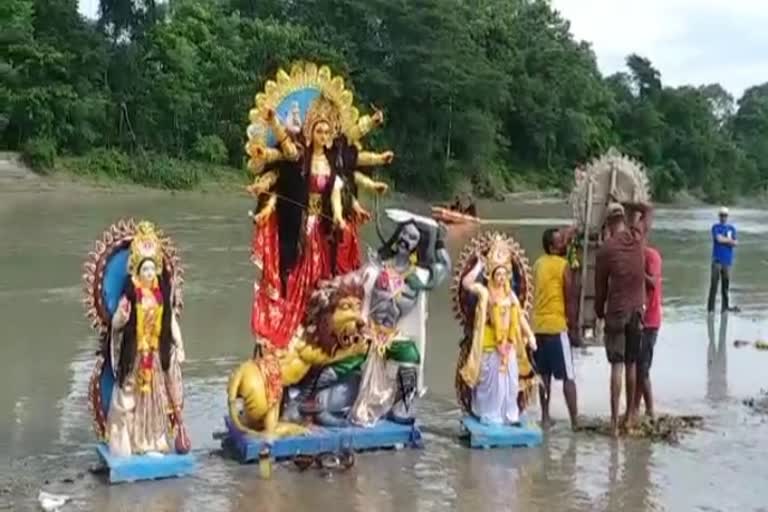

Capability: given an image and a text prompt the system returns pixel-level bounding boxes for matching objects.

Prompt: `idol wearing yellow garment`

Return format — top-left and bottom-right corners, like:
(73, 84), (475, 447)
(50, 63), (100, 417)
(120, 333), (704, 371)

(459, 237), (537, 425)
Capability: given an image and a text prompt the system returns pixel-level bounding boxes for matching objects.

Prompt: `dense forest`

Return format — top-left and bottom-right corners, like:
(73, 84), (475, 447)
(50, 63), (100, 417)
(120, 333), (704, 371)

(2, 0), (768, 201)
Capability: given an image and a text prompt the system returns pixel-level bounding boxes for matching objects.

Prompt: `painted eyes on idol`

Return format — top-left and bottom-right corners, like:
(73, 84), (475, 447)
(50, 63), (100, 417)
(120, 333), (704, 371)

(140, 261), (157, 281)
(313, 122), (330, 141)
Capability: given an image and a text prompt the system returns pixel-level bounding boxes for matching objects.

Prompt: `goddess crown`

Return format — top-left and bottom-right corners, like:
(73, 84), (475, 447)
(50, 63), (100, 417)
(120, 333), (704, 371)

(485, 235), (513, 275)
(128, 221), (164, 276)
(303, 95), (341, 143)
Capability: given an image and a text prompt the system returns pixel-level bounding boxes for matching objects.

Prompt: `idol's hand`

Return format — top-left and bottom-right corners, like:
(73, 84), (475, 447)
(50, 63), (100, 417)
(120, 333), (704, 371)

(371, 109), (384, 126)
(381, 151), (394, 165)
(249, 144), (267, 160)
(371, 180), (389, 194)
(334, 216), (348, 231)
(253, 203), (274, 225)
(527, 336), (537, 352)
(119, 297), (131, 316)
(353, 202), (372, 223)
(246, 183), (267, 197)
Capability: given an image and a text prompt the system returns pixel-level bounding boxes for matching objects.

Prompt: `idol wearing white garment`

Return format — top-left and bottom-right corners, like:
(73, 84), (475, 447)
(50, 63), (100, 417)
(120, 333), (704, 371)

(458, 237), (537, 425)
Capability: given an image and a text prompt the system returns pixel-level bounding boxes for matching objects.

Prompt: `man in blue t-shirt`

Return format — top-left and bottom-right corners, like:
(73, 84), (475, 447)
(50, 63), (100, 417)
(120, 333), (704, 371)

(707, 207), (738, 313)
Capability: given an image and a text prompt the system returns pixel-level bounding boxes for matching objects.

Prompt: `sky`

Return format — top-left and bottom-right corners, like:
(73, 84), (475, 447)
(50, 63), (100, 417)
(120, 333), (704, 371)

(551, 0), (768, 99)
(77, 0), (767, 99)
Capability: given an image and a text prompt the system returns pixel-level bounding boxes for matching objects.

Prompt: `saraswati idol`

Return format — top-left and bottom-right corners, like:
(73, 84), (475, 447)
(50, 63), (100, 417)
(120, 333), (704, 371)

(453, 232), (542, 447)
(246, 62), (393, 351)
(83, 220), (193, 482)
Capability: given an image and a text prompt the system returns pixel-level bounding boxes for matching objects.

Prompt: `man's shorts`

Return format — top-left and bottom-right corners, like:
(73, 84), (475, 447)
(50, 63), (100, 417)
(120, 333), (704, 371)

(534, 332), (575, 381)
(638, 327), (658, 378)
(603, 311), (643, 364)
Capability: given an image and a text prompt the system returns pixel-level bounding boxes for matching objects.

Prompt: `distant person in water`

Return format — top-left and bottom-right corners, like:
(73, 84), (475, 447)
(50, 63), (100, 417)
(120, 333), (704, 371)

(636, 215), (662, 419)
(707, 207), (738, 314)
(532, 228), (579, 429)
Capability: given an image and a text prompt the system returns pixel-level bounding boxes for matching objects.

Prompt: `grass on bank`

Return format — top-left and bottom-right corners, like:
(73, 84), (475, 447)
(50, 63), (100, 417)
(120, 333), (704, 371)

(19, 138), (751, 205)
(22, 138), (247, 191)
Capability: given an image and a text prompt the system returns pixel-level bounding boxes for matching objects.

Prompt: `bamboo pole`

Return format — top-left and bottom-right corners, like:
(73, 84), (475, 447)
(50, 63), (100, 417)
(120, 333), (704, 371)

(578, 179), (593, 338)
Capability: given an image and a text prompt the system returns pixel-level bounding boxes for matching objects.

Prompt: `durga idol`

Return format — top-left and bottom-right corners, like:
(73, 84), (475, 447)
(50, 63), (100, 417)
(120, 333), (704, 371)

(246, 62), (393, 350)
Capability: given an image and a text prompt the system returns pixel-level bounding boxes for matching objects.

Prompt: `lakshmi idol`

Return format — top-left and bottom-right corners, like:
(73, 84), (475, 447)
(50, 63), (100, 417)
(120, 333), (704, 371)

(246, 63), (393, 350)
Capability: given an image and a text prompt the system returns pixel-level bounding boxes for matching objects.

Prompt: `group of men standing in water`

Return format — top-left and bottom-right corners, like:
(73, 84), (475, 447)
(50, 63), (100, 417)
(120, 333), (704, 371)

(530, 203), (737, 436)
(529, 201), (663, 436)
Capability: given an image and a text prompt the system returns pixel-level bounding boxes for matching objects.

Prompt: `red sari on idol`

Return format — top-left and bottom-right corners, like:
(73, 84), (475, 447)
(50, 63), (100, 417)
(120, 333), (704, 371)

(251, 173), (361, 349)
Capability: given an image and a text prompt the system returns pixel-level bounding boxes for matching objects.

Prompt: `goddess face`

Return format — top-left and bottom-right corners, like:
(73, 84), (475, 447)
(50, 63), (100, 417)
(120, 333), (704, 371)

(396, 223), (421, 256)
(491, 266), (509, 288)
(312, 121), (332, 149)
(139, 259), (157, 285)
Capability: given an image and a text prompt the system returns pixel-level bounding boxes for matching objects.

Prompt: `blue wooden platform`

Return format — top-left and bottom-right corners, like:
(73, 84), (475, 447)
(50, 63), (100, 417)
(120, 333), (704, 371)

(460, 416), (543, 449)
(96, 444), (196, 484)
(223, 416), (423, 463)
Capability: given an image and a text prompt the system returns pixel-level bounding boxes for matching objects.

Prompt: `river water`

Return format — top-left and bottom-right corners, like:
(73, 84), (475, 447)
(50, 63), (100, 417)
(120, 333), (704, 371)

(1, 187), (767, 511)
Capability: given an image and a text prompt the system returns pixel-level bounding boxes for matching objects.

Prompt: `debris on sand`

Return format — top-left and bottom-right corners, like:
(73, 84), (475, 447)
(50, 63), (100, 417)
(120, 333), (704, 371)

(576, 414), (704, 444)
(37, 491), (69, 511)
(733, 340), (768, 350)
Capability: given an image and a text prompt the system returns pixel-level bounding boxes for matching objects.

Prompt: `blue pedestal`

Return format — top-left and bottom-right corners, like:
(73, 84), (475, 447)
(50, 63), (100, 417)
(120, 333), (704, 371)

(460, 416), (543, 449)
(223, 416), (423, 463)
(95, 444), (196, 484)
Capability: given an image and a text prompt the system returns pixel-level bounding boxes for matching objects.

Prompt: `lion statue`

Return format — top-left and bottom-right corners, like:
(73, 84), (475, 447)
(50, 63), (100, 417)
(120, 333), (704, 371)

(227, 274), (372, 438)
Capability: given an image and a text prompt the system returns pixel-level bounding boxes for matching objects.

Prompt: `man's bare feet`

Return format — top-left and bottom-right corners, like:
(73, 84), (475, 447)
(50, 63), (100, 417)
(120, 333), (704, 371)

(620, 411), (638, 431)
(610, 420), (620, 438)
(625, 411), (637, 430)
(541, 415), (554, 429)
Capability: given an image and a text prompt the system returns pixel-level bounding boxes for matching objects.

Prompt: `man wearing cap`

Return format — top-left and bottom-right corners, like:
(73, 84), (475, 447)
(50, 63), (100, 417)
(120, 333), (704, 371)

(707, 207), (738, 314)
(594, 201), (650, 437)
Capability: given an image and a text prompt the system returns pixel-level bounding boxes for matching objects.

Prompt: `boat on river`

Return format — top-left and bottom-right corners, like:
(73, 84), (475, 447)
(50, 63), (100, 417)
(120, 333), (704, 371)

(431, 206), (480, 225)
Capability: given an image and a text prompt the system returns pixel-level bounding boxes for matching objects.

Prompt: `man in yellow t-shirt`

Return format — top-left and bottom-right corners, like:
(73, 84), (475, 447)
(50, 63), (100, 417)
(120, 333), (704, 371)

(532, 228), (578, 429)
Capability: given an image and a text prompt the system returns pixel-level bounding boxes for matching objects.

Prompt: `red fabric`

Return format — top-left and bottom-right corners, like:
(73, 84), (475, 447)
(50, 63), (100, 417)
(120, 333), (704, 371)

(643, 246), (663, 328)
(335, 221), (361, 275)
(250, 193), (365, 348)
(251, 214), (331, 349)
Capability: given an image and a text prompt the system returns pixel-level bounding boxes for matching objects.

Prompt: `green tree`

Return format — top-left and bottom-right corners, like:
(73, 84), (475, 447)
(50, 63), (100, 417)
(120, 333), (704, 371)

(733, 83), (768, 190)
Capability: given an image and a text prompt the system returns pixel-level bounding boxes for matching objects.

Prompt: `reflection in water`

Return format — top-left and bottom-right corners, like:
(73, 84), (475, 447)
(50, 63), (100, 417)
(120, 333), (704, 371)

(602, 440), (655, 512)
(707, 314), (729, 402)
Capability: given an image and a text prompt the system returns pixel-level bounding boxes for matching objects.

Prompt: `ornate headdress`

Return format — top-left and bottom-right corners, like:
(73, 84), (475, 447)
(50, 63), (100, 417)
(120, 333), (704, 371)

(303, 95), (341, 143)
(484, 235), (513, 276)
(128, 221), (164, 276)
(245, 62), (384, 173)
